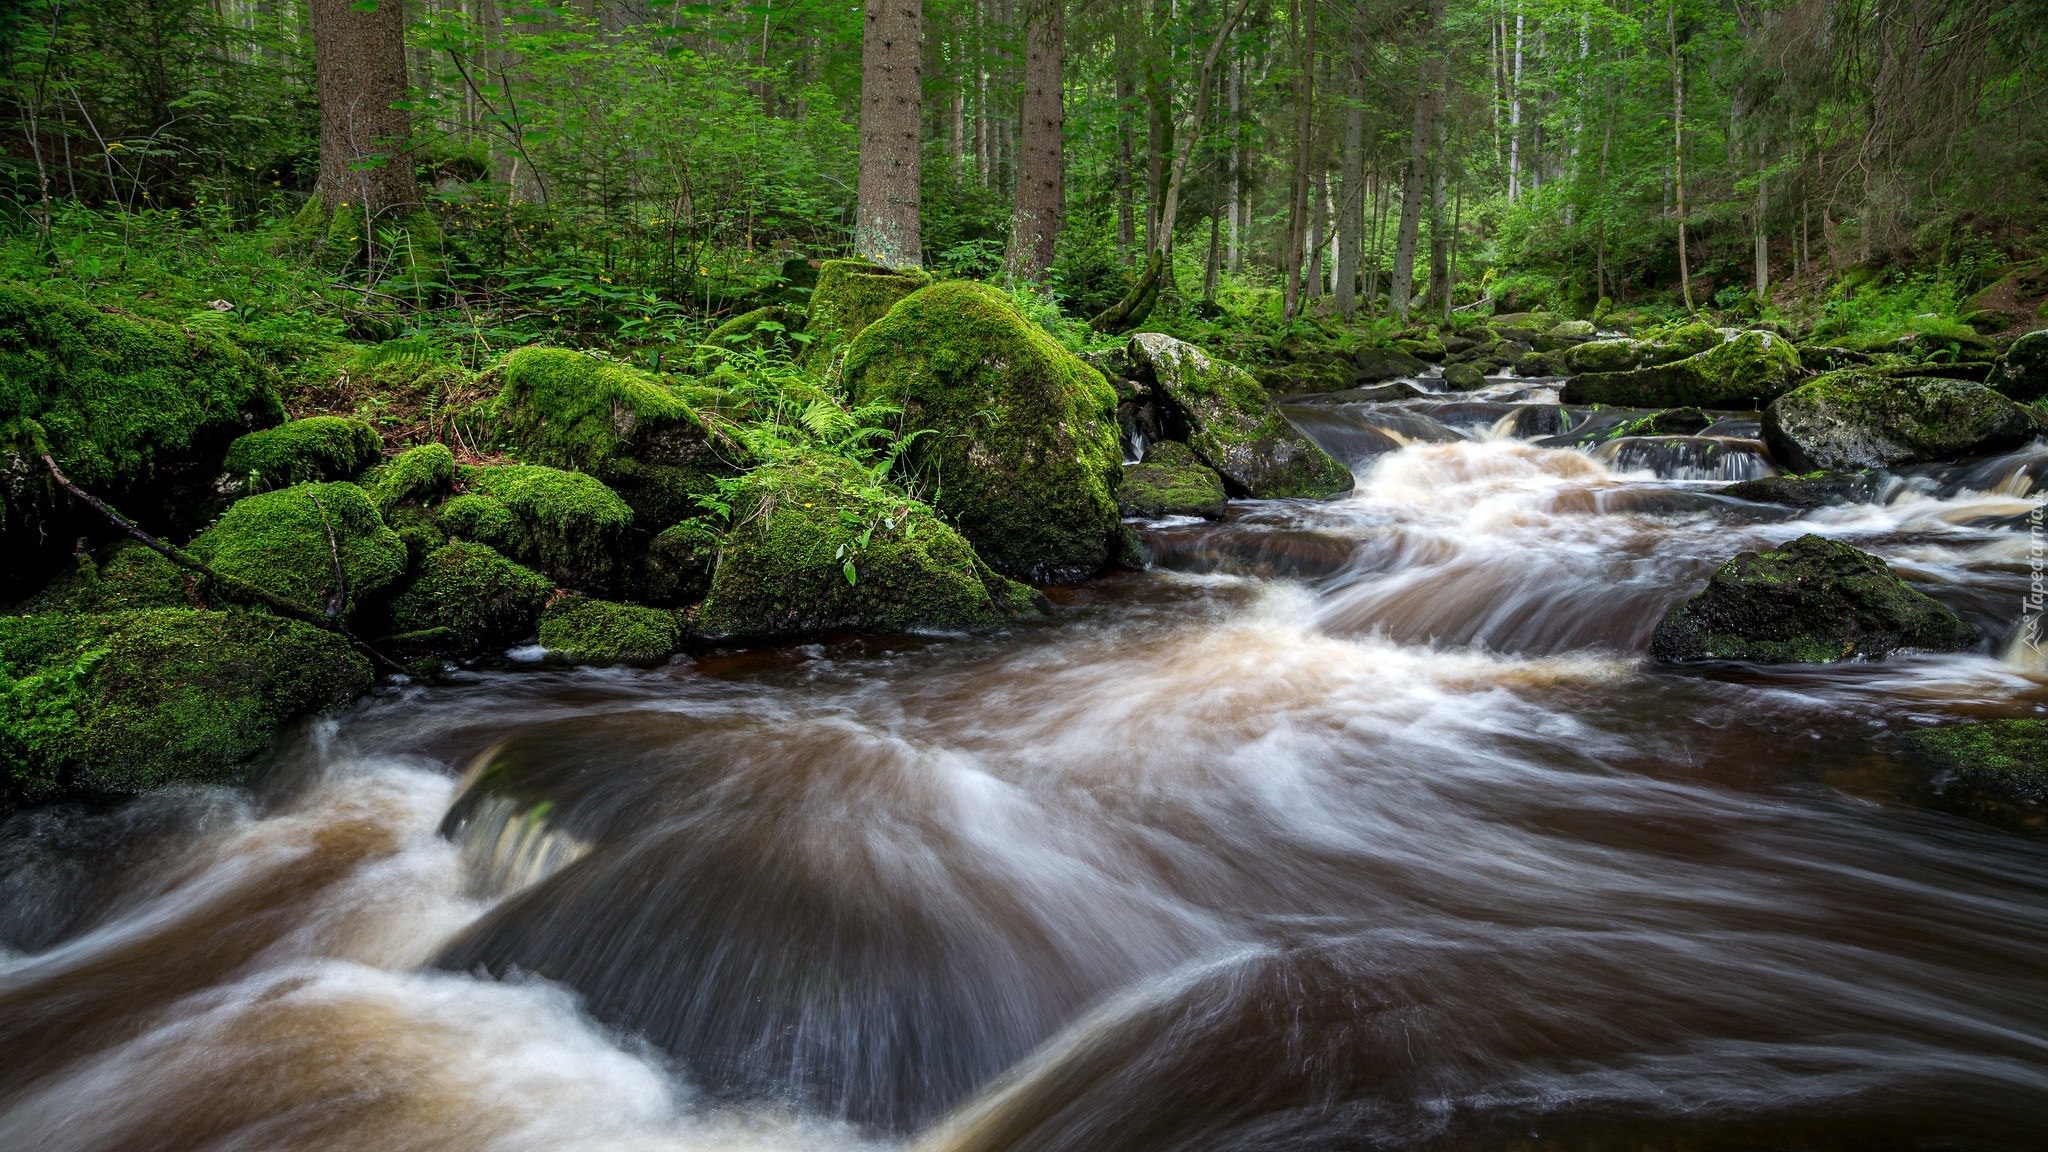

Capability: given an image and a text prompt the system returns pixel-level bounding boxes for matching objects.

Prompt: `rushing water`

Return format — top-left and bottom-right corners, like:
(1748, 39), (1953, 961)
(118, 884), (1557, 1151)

(7, 386), (2048, 1151)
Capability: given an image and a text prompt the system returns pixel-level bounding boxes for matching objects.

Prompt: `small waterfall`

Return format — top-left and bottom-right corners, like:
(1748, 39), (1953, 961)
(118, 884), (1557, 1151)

(442, 744), (593, 900)
(1590, 435), (1778, 482)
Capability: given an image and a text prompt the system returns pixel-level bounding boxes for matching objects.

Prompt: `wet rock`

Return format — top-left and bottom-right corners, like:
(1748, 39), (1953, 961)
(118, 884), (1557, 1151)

(802, 259), (932, 377)
(491, 347), (740, 529)
(695, 450), (1041, 638)
(1903, 719), (2048, 809)
(1492, 326), (1540, 344)
(1796, 345), (1872, 372)
(1353, 346), (1431, 382)
(703, 305), (807, 359)
(1548, 320), (1596, 339)
(1562, 331), (1802, 408)
(1441, 362), (1488, 391)
(219, 416), (381, 495)
(388, 541), (554, 649)
(629, 519), (721, 607)
(441, 464), (634, 591)
(1992, 329), (2048, 402)
(1720, 472), (1877, 507)
(1491, 310), (1563, 331)
(1614, 407), (1714, 438)
(1129, 332), (1355, 501)
(538, 593), (681, 665)
(1503, 405), (1566, 438)
(0, 608), (371, 805)
(189, 482), (407, 620)
(1116, 442), (1228, 519)
(1395, 333), (1447, 361)
(1762, 371), (2043, 472)
(845, 281), (1123, 584)
(1563, 322), (1722, 376)
(1515, 351), (1565, 377)
(1650, 534), (1978, 663)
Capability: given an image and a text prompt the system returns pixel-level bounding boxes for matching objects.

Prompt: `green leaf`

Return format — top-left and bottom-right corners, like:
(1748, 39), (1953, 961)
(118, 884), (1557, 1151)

(842, 560), (857, 586)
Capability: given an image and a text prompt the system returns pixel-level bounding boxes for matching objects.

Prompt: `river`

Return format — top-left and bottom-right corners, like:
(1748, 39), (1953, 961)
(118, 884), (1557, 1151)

(5, 380), (2048, 1150)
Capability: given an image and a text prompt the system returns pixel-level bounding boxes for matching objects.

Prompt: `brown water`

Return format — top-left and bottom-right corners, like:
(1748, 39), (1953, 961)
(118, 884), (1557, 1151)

(6, 391), (2048, 1151)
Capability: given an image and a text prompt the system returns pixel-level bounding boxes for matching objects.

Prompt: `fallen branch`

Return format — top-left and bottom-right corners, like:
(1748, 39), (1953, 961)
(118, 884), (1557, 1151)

(40, 454), (405, 674)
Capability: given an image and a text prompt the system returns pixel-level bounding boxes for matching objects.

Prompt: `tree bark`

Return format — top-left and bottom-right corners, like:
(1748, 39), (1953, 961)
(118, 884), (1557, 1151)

(1282, 0), (1317, 319)
(856, 0), (923, 268)
(1226, 56), (1243, 275)
(1336, 38), (1363, 318)
(311, 0), (419, 218)
(1007, 0), (1064, 279)
(1669, 0), (1693, 311)
(1427, 105), (1449, 316)
(1390, 0), (1445, 324)
(1508, 7), (1523, 203)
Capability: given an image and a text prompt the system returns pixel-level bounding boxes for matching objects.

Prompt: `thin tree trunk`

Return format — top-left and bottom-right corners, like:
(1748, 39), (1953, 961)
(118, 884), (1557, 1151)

(1508, 7), (1523, 203)
(1204, 208), (1222, 301)
(311, 0), (419, 218)
(1427, 94), (1449, 316)
(1226, 57), (1242, 275)
(1754, 120), (1769, 299)
(1390, 0), (1445, 323)
(1007, 0), (1064, 279)
(1116, 28), (1137, 262)
(856, 0), (923, 267)
(1336, 38), (1363, 318)
(1445, 183), (1461, 324)
(1282, 0), (1317, 319)
(1669, 0), (1692, 311)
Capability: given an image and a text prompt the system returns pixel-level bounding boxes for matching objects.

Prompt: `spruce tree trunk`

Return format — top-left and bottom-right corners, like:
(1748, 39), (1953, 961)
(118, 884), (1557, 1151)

(1391, 0), (1446, 323)
(1427, 111), (1449, 316)
(856, 0), (923, 268)
(1336, 39), (1363, 318)
(1007, 0), (1064, 280)
(1282, 0), (1317, 319)
(311, 0), (419, 219)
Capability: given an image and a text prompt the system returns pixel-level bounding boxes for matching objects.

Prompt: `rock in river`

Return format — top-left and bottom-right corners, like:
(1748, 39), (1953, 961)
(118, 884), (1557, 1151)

(1128, 332), (1354, 501)
(1762, 371), (2043, 472)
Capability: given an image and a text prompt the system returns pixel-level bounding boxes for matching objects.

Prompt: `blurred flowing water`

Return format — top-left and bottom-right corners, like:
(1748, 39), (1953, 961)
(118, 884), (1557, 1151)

(6, 391), (2048, 1151)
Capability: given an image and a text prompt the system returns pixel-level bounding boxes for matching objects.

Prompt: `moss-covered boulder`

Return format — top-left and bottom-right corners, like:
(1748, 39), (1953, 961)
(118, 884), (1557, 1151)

(1902, 719), (2048, 810)
(1561, 330), (1802, 408)
(537, 593), (681, 665)
(1650, 534), (1978, 663)
(1992, 329), (2048, 402)
(1441, 362), (1488, 391)
(1395, 334), (1447, 362)
(1, 608), (371, 805)
(1353, 347), (1431, 383)
(1762, 371), (2042, 472)
(388, 541), (553, 649)
(491, 346), (741, 528)
(803, 260), (933, 378)
(1796, 345), (1873, 373)
(696, 451), (1041, 639)
(1128, 332), (1354, 502)
(1117, 441), (1228, 520)
(442, 463), (634, 591)
(14, 540), (197, 614)
(1562, 323), (1723, 375)
(704, 305), (807, 360)
(219, 416), (381, 495)
(1721, 472), (1878, 508)
(188, 482), (407, 618)
(629, 519), (722, 607)
(360, 441), (456, 512)
(0, 283), (283, 590)
(844, 280), (1124, 583)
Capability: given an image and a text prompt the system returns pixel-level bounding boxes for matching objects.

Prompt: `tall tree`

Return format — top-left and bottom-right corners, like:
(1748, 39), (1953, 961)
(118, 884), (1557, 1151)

(1391, 0), (1447, 322)
(1007, 0), (1064, 279)
(1335, 38), (1364, 318)
(856, 0), (923, 267)
(310, 0), (418, 218)
(1282, 0), (1317, 318)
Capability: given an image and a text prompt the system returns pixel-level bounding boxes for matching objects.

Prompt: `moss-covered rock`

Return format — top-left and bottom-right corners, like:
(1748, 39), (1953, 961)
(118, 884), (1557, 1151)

(696, 451), (1041, 638)
(219, 416), (381, 495)
(1563, 323), (1722, 375)
(389, 541), (553, 649)
(1721, 472), (1877, 507)
(1128, 332), (1354, 502)
(704, 305), (807, 359)
(537, 593), (681, 664)
(630, 518), (722, 607)
(1613, 407), (1714, 438)
(0, 283), (283, 590)
(360, 441), (456, 512)
(1, 608), (371, 805)
(1116, 441), (1229, 519)
(803, 260), (933, 378)
(1992, 329), (2048, 402)
(1562, 330), (1802, 408)
(844, 280), (1124, 583)
(14, 540), (197, 614)
(1394, 334), (1447, 362)
(1762, 371), (2042, 471)
(1796, 345), (1873, 373)
(491, 346), (741, 528)
(1902, 719), (2048, 809)
(1441, 363), (1488, 391)
(445, 464), (634, 591)
(1353, 347), (1431, 383)
(188, 482), (407, 618)
(1650, 534), (1978, 664)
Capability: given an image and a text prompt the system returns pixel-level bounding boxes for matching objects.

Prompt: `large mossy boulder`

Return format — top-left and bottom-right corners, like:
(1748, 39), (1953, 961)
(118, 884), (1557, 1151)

(0, 283), (283, 591)
(0, 608), (371, 806)
(843, 280), (1124, 584)
(803, 260), (932, 377)
(1561, 322), (1722, 375)
(441, 463), (633, 591)
(15, 540), (196, 614)
(537, 593), (681, 665)
(1761, 371), (2042, 472)
(388, 541), (554, 649)
(629, 519), (722, 607)
(219, 416), (381, 495)
(1116, 441), (1228, 520)
(1650, 534), (1978, 664)
(1902, 719), (2048, 810)
(188, 482), (407, 618)
(1353, 346), (1431, 383)
(1561, 330), (1802, 408)
(1992, 329), (2048, 402)
(361, 441), (457, 512)
(696, 452), (1041, 638)
(491, 346), (741, 528)
(1128, 332), (1354, 501)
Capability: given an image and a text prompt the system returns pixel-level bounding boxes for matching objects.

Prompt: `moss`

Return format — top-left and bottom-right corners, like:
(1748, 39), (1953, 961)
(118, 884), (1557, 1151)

(1441, 363), (1488, 391)
(1562, 331), (1802, 408)
(1394, 334), (1446, 361)
(1117, 442), (1229, 519)
(802, 260), (932, 378)
(630, 518), (722, 607)
(360, 441), (456, 512)
(491, 346), (741, 528)
(1612, 407), (1713, 438)
(1, 608), (371, 804)
(1128, 332), (1354, 501)
(1993, 329), (2048, 402)
(389, 541), (553, 648)
(704, 305), (807, 359)
(1651, 534), (1978, 663)
(15, 541), (198, 614)
(696, 450), (1041, 638)
(1721, 472), (1877, 507)
(220, 416), (382, 494)
(452, 464), (633, 590)
(188, 482), (407, 618)
(1762, 371), (2041, 471)
(844, 280), (1126, 583)
(538, 593), (681, 665)
(1902, 719), (2048, 807)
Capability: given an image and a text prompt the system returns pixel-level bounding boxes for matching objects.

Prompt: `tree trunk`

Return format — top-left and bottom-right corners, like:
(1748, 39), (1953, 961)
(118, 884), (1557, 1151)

(311, 0), (418, 218)
(1226, 56), (1243, 275)
(1669, 0), (1692, 311)
(1754, 121), (1769, 299)
(1007, 0), (1064, 279)
(1116, 29), (1137, 262)
(1391, 0), (1445, 323)
(1508, 8), (1523, 203)
(1427, 108), (1448, 316)
(1204, 208), (1222, 301)
(1307, 170), (1327, 302)
(856, 0), (923, 268)
(1335, 39), (1363, 318)
(1282, 0), (1317, 319)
